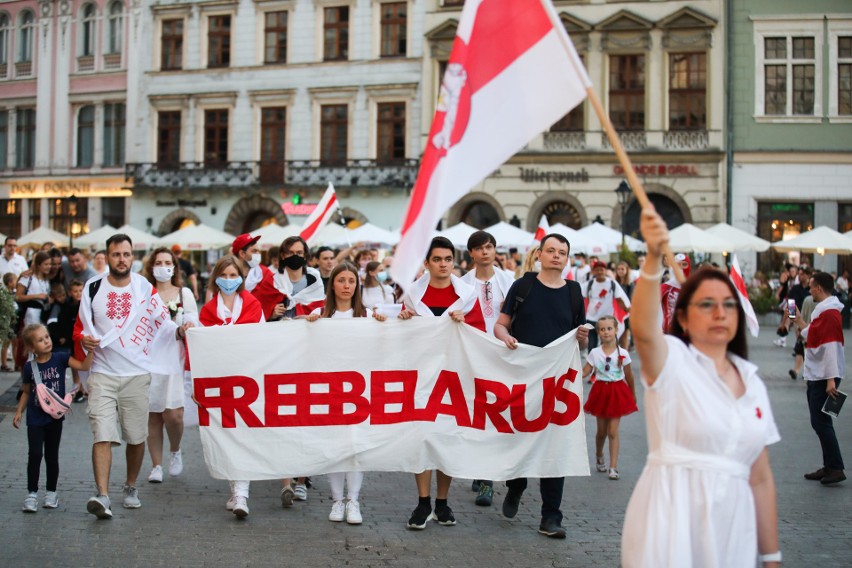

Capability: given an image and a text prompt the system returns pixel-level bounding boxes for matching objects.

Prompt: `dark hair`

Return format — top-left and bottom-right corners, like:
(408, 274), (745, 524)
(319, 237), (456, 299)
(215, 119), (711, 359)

(48, 248), (63, 260)
(279, 236), (310, 269)
(68, 247), (84, 257)
(208, 256), (246, 296)
(315, 246), (333, 258)
(50, 282), (66, 295)
(95, 249), (106, 258)
(539, 233), (570, 253)
(426, 236), (455, 260)
(4, 236), (16, 245)
(467, 230), (496, 252)
(267, 246), (279, 263)
(2, 272), (17, 287)
(144, 247), (183, 287)
(799, 266), (813, 277)
(575, 251), (587, 258)
(810, 271), (834, 293)
(322, 262), (366, 318)
(363, 260), (382, 288)
(670, 267), (748, 359)
(106, 233), (133, 251)
(68, 279), (83, 289)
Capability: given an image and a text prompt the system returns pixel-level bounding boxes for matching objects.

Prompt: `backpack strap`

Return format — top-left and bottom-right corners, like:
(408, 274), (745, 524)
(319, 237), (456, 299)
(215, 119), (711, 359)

(30, 359), (42, 385)
(88, 279), (102, 326)
(510, 272), (539, 329)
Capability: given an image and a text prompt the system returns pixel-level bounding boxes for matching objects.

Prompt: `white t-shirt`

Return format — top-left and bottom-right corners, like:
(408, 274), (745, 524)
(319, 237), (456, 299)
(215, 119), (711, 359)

(581, 277), (631, 322)
(90, 279), (149, 376)
(361, 285), (394, 309)
(472, 274), (506, 336)
(17, 274), (50, 326)
(573, 264), (591, 283)
(0, 253), (29, 276)
(310, 307), (373, 319)
(586, 345), (632, 382)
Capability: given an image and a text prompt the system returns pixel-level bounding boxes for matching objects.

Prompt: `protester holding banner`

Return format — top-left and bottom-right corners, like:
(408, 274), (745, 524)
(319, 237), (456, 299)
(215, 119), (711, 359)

(142, 248), (198, 484)
(621, 207), (781, 568)
(493, 233), (588, 539)
(198, 256), (263, 518)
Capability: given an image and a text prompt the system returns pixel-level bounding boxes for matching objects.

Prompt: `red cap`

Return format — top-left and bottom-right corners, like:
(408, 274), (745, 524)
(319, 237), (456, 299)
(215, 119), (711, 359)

(170, 244), (182, 254)
(591, 260), (607, 270)
(232, 233), (260, 255)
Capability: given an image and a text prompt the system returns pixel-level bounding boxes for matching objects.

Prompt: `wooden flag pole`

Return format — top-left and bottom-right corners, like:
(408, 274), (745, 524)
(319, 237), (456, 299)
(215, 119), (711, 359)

(585, 87), (685, 283)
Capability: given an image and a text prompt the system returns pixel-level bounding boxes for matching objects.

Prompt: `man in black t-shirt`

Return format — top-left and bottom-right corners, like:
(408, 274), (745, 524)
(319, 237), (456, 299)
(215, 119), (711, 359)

(494, 233), (588, 539)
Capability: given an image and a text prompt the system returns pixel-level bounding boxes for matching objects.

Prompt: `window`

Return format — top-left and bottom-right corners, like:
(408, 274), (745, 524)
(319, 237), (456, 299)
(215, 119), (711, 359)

(461, 201), (500, 229)
(551, 55), (585, 132)
(107, 1), (123, 54)
(19, 10), (34, 63)
(77, 106), (95, 168)
(101, 197), (126, 228)
(756, 202), (814, 273)
(103, 103), (125, 167)
(204, 109), (229, 166)
(320, 104), (347, 165)
(15, 108), (35, 169)
(51, 197), (89, 240)
(376, 102), (405, 164)
(0, 200), (20, 237)
(161, 19), (183, 70)
(669, 52), (706, 130)
(81, 4), (96, 57)
(380, 3), (406, 58)
(838, 36), (852, 116)
(609, 54), (645, 130)
(323, 7), (349, 61)
(264, 11), (287, 64)
(157, 111), (181, 167)
(260, 107), (286, 183)
(0, 14), (10, 70)
(763, 36), (815, 115)
(207, 15), (231, 68)
(0, 111), (7, 168)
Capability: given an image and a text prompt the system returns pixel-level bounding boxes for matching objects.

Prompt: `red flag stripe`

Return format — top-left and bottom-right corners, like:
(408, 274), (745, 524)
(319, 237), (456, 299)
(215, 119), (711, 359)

(300, 193), (337, 241)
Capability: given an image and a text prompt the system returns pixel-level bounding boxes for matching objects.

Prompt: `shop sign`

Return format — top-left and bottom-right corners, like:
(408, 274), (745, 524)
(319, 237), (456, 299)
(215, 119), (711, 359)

(613, 164), (698, 176)
(10, 180), (132, 198)
(519, 167), (589, 183)
(282, 203), (318, 216)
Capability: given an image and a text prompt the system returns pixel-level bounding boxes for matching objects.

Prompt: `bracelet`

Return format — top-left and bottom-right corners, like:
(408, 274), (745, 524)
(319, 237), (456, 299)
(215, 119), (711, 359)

(639, 267), (665, 281)
(759, 551), (782, 563)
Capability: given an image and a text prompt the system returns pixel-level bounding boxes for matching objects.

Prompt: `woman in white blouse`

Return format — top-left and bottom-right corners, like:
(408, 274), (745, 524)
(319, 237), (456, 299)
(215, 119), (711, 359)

(360, 261), (395, 310)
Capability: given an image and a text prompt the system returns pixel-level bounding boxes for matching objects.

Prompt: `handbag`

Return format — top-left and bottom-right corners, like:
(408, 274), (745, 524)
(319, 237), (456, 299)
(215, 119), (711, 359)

(31, 360), (72, 419)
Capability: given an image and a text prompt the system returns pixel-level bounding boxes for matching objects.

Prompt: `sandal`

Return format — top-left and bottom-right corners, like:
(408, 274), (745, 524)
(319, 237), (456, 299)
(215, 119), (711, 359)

(1, 365), (12, 372)
(596, 456), (607, 473)
(608, 468), (620, 480)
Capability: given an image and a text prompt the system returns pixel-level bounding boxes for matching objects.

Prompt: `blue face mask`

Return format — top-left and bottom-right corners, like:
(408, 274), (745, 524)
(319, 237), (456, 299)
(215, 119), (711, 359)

(376, 272), (389, 283)
(216, 276), (243, 296)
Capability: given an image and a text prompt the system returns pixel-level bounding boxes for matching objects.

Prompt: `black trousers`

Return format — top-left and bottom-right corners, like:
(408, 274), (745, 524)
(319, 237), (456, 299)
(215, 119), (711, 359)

(506, 477), (564, 523)
(27, 420), (63, 493)
(807, 379), (844, 471)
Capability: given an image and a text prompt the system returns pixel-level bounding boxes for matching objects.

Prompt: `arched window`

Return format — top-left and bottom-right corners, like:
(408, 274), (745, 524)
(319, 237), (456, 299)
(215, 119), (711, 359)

(0, 14), (10, 68)
(107, 1), (123, 54)
(77, 105), (95, 167)
(18, 10), (34, 63)
(81, 4), (96, 57)
(542, 201), (583, 229)
(461, 201), (500, 229)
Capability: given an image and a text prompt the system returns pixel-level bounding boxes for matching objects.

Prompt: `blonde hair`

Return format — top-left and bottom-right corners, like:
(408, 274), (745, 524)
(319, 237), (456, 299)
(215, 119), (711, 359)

(22, 323), (48, 348)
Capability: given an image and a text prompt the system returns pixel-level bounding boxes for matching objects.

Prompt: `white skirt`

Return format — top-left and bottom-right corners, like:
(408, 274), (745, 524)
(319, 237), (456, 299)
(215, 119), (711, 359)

(148, 371), (185, 412)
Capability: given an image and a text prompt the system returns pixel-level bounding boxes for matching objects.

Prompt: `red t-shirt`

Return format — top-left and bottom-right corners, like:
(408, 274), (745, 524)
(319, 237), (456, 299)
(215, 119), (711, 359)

(418, 284), (486, 333)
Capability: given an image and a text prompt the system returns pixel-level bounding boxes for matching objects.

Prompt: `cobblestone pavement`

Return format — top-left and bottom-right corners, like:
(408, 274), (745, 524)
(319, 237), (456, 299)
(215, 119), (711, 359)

(0, 326), (849, 567)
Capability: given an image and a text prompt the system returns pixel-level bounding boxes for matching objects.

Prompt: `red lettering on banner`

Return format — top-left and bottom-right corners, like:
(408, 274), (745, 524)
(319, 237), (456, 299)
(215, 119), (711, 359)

(264, 372), (369, 427)
(550, 370), (581, 426)
(370, 370), (425, 424)
(195, 376), (263, 428)
(471, 378), (513, 433)
(422, 371), (471, 428)
(510, 377), (557, 433)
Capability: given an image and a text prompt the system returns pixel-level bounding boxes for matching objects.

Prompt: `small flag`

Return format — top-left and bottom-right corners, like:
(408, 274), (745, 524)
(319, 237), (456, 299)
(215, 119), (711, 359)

(533, 214), (550, 242)
(300, 182), (339, 245)
(729, 254), (759, 337)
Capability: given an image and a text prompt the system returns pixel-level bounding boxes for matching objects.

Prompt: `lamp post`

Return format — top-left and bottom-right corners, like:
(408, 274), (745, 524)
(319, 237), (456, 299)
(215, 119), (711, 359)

(68, 194), (78, 249)
(614, 180), (631, 254)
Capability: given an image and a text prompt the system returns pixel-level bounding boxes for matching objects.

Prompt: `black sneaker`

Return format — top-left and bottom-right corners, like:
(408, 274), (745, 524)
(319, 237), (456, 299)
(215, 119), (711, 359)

(820, 469), (847, 485)
(74, 392), (85, 403)
(502, 489), (522, 518)
(538, 519), (566, 539)
(804, 468), (826, 481)
(406, 504), (431, 530)
(475, 484), (493, 507)
(788, 370), (797, 380)
(471, 480), (481, 492)
(431, 504), (456, 526)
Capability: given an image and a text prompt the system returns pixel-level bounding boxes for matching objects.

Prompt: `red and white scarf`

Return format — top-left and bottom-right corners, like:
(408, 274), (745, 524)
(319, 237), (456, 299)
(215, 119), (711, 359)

(272, 266), (326, 311)
(402, 273), (478, 317)
(802, 296), (845, 381)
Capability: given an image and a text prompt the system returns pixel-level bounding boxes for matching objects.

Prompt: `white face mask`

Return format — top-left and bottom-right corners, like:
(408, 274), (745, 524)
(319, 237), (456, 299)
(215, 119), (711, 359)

(153, 266), (174, 282)
(247, 253), (261, 269)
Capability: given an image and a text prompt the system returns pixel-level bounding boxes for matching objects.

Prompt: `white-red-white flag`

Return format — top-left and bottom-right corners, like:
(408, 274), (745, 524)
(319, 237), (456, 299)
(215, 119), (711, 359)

(392, 0), (591, 289)
(729, 254), (759, 337)
(533, 214), (550, 242)
(300, 182), (339, 245)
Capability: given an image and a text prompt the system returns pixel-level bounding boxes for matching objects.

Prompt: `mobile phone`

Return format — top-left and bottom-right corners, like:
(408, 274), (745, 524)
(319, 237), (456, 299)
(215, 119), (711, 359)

(787, 299), (797, 319)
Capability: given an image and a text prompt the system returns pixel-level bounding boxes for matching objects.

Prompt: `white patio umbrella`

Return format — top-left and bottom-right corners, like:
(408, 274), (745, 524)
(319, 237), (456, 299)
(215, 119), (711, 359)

(436, 222), (478, 249)
(666, 223), (730, 253)
(844, 229), (852, 240)
(116, 225), (164, 250)
(577, 222), (646, 254)
(158, 223), (235, 250)
(484, 221), (535, 249)
(74, 225), (117, 249)
(771, 226), (852, 254)
(706, 223), (771, 252)
(18, 226), (72, 247)
(348, 223), (399, 246)
(545, 223), (597, 254)
(312, 223), (351, 247)
(252, 223), (301, 250)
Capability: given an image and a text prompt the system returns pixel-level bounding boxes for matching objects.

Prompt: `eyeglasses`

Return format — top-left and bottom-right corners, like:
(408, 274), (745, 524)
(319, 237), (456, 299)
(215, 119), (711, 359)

(689, 299), (739, 313)
(604, 356), (611, 372)
(483, 281), (492, 301)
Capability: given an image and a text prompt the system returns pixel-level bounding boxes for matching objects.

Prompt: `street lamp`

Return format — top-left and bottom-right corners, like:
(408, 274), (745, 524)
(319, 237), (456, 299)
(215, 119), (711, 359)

(68, 194), (78, 248)
(614, 180), (631, 252)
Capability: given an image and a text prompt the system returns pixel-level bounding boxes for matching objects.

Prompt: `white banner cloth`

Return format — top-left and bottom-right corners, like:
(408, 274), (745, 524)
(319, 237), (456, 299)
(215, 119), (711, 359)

(186, 318), (588, 480)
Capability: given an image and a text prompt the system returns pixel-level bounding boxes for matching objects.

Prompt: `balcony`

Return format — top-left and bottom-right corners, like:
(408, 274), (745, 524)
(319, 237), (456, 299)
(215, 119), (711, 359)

(285, 159), (420, 188)
(526, 129), (720, 154)
(601, 130), (648, 151)
(15, 61), (32, 77)
(125, 162), (258, 188)
(663, 130), (710, 150)
(77, 55), (95, 72)
(543, 131), (586, 151)
(103, 53), (122, 70)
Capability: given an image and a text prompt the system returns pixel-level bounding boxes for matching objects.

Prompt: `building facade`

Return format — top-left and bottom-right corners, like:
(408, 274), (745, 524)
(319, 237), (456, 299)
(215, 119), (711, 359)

(0, 0), (131, 242)
(730, 0), (852, 275)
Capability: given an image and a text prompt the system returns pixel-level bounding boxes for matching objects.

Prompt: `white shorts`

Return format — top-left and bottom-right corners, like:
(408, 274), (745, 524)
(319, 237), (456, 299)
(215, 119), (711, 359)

(148, 371), (185, 413)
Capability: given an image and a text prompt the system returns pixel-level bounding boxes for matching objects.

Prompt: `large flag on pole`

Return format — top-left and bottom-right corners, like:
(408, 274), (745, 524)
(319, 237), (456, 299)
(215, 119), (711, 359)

(300, 182), (340, 245)
(392, 0), (591, 289)
(730, 254), (759, 337)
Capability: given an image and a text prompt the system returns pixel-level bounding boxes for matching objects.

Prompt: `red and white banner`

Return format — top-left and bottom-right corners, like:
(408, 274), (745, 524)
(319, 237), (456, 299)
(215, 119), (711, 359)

(533, 214), (550, 242)
(729, 254), (759, 337)
(392, 0), (591, 290)
(186, 318), (588, 480)
(300, 182), (339, 245)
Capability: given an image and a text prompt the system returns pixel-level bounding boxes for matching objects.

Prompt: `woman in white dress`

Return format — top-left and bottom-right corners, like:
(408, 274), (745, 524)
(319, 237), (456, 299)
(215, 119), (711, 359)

(142, 248), (198, 483)
(622, 206), (781, 568)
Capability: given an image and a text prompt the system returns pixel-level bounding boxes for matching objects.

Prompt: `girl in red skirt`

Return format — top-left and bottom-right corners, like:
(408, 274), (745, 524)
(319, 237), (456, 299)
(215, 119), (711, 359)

(583, 315), (637, 480)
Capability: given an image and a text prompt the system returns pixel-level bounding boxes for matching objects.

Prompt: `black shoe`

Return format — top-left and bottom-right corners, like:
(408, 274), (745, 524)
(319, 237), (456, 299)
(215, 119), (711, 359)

(73, 392), (85, 403)
(538, 519), (566, 539)
(788, 370), (797, 380)
(502, 489), (522, 518)
(406, 504), (431, 530)
(431, 504), (456, 526)
(475, 484), (493, 507)
(471, 480), (481, 492)
(821, 469), (847, 485)
(804, 468), (826, 480)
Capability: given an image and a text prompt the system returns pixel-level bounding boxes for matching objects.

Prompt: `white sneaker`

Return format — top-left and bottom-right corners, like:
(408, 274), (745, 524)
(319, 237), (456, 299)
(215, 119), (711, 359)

(294, 483), (307, 501)
(43, 491), (59, 509)
(22, 492), (38, 513)
(329, 500), (345, 522)
(148, 465), (163, 483)
(232, 496), (249, 518)
(773, 337), (787, 347)
(168, 450), (183, 477)
(122, 485), (141, 509)
(225, 495), (237, 511)
(608, 468), (620, 480)
(346, 500), (362, 525)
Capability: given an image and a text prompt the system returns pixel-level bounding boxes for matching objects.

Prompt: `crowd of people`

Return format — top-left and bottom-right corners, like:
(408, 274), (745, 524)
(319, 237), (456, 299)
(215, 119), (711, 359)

(5, 206), (847, 566)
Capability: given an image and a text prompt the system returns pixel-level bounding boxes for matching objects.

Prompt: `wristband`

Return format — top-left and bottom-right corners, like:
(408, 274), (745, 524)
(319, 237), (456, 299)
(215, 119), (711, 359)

(759, 551), (782, 563)
(639, 267), (665, 281)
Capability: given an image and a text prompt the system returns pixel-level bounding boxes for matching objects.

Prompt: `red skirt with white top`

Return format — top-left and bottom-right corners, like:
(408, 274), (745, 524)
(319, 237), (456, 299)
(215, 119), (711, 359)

(584, 379), (638, 419)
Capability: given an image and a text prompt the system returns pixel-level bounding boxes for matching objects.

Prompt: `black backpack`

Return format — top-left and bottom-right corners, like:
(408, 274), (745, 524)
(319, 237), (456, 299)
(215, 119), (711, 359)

(510, 271), (582, 329)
